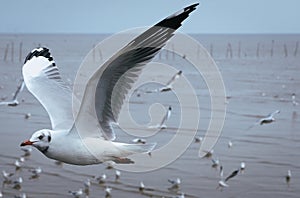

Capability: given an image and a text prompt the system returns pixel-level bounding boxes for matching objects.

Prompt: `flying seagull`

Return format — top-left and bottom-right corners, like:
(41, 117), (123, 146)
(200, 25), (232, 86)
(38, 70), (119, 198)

(147, 105), (172, 129)
(0, 80), (24, 106)
(247, 110), (280, 130)
(20, 3), (199, 165)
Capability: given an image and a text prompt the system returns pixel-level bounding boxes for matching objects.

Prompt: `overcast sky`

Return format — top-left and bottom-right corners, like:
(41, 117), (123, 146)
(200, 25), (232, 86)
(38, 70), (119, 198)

(0, 0), (299, 34)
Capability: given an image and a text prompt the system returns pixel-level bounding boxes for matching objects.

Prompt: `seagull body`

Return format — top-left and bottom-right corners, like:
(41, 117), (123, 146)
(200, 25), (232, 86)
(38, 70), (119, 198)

(0, 80), (24, 107)
(68, 189), (83, 198)
(115, 170), (121, 181)
(240, 162), (246, 171)
(20, 4), (199, 166)
(168, 177), (181, 188)
(2, 170), (14, 181)
(139, 181), (145, 192)
(286, 170), (291, 184)
(259, 110), (280, 125)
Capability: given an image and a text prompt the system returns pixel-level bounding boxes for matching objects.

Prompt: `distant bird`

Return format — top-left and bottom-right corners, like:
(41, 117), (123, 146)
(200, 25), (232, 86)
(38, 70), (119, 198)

(14, 159), (22, 170)
(168, 178), (181, 188)
(21, 147), (32, 157)
(173, 192), (185, 198)
(24, 113), (31, 119)
(240, 162), (246, 171)
(247, 110), (280, 130)
(194, 136), (202, 143)
(217, 167), (239, 190)
(211, 158), (220, 168)
(147, 106), (172, 129)
(0, 80), (24, 107)
(2, 170), (14, 181)
(203, 149), (214, 158)
(145, 70), (183, 93)
(286, 170), (291, 184)
(228, 140), (233, 148)
(68, 188), (83, 198)
(139, 181), (145, 192)
(14, 193), (26, 198)
(292, 93), (298, 106)
(0, 191), (2, 198)
(158, 70), (182, 92)
(132, 138), (147, 144)
(105, 187), (112, 197)
(83, 178), (91, 195)
(96, 174), (107, 184)
(29, 167), (42, 178)
(12, 177), (23, 189)
(115, 170), (121, 181)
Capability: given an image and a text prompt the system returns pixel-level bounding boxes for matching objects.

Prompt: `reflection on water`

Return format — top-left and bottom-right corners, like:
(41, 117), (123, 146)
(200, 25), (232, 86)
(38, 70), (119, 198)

(0, 34), (299, 198)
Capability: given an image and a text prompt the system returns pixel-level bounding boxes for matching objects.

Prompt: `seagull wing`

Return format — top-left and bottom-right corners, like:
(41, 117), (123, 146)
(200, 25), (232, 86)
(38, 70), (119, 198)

(75, 3), (199, 140)
(270, 110), (280, 117)
(22, 48), (74, 131)
(224, 169), (239, 182)
(12, 80), (25, 101)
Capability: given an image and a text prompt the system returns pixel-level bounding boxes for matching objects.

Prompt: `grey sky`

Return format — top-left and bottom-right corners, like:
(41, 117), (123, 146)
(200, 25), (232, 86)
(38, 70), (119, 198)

(0, 0), (299, 34)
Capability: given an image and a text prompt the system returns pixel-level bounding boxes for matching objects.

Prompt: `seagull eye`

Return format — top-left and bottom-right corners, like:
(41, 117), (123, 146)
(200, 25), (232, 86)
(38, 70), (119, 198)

(38, 135), (44, 140)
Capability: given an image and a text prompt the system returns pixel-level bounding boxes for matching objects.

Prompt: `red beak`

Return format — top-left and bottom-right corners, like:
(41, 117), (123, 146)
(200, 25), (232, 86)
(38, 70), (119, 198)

(20, 140), (33, 146)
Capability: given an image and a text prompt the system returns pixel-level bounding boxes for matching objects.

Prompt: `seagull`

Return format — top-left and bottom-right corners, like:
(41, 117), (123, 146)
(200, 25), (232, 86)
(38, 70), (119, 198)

(96, 174), (107, 184)
(21, 147), (32, 156)
(0, 80), (24, 107)
(217, 169), (239, 190)
(292, 93), (298, 106)
(228, 140), (233, 148)
(2, 170), (14, 181)
(115, 170), (121, 181)
(139, 181), (145, 192)
(105, 187), (112, 197)
(144, 70), (182, 93)
(194, 136), (203, 143)
(14, 193), (26, 198)
(68, 188), (83, 198)
(211, 158), (220, 168)
(29, 167), (42, 178)
(147, 106), (172, 129)
(20, 3), (199, 166)
(12, 177), (23, 189)
(173, 192), (185, 198)
(240, 162), (246, 171)
(168, 178), (181, 188)
(286, 170), (291, 184)
(247, 110), (280, 130)
(131, 138), (147, 144)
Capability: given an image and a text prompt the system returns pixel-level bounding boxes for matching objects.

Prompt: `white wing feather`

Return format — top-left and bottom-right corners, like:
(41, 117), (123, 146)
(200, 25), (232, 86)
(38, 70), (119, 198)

(22, 48), (74, 131)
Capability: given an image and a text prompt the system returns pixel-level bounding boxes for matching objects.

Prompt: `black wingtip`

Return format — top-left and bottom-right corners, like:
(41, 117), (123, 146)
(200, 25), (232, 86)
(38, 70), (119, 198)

(24, 47), (54, 64)
(155, 3), (199, 30)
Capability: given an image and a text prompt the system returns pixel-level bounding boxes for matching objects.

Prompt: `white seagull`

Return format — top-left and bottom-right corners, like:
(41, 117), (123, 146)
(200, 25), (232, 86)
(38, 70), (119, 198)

(20, 4), (199, 165)
(147, 106), (172, 129)
(0, 80), (24, 107)
(247, 110), (280, 130)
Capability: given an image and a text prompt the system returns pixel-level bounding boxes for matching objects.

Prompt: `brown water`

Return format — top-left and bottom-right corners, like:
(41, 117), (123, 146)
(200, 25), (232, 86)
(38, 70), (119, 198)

(0, 34), (299, 197)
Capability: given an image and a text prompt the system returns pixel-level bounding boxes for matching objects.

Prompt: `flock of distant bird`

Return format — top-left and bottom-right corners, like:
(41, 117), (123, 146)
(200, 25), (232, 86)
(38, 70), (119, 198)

(0, 66), (297, 197)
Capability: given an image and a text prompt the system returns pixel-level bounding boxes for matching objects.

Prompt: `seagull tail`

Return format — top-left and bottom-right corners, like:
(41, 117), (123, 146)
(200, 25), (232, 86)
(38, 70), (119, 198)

(114, 142), (156, 155)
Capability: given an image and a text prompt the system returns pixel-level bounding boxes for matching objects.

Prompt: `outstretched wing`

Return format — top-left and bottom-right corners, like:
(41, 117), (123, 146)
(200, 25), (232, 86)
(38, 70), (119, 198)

(22, 47), (73, 131)
(76, 3), (199, 140)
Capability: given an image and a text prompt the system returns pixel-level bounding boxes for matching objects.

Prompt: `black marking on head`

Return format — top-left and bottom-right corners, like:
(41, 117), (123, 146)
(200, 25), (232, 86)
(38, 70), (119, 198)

(48, 136), (51, 142)
(24, 47), (55, 64)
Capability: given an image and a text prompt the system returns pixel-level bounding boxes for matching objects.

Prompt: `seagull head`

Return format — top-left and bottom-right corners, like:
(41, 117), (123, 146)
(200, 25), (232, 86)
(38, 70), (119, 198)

(20, 129), (52, 153)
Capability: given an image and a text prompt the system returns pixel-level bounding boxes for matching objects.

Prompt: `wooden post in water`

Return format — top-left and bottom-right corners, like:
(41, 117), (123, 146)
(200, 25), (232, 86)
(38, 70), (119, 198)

(294, 41), (298, 57)
(270, 40), (274, 57)
(11, 42), (14, 63)
(226, 43), (233, 59)
(283, 44), (288, 57)
(256, 42), (260, 58)
(3, 44), (9, 62)
(98, 48), (103, 61)
(19, 42), (23, 62)
(238, 41), (241, 58)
